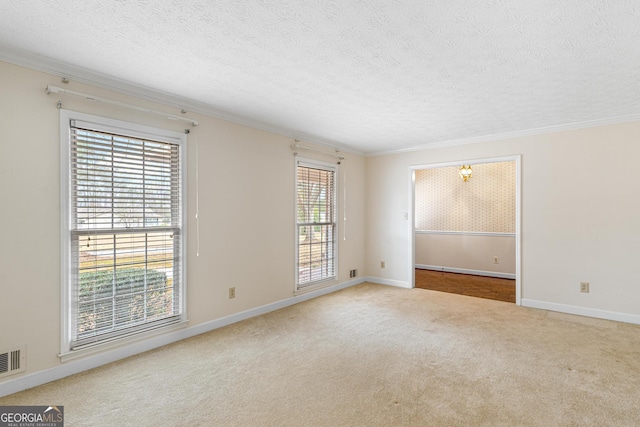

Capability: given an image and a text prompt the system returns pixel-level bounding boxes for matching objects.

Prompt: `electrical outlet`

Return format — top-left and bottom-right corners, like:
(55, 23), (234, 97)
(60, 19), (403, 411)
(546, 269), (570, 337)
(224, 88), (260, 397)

(380, 261), (386, 269)
(229, 287), (236, 299)
(493, 256), (499, 264)
(349, 269), (357, 278)
(580, 282), (589, 293)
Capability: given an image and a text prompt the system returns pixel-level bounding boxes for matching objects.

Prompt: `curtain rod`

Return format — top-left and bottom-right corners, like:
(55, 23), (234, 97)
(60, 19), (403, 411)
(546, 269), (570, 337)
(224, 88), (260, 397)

(46, 85), (199, 127)
(291, 142), (344, 160)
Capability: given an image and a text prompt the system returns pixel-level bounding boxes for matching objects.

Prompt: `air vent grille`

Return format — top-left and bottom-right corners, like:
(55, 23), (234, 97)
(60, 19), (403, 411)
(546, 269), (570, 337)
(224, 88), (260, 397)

(0, 346), (26, 378)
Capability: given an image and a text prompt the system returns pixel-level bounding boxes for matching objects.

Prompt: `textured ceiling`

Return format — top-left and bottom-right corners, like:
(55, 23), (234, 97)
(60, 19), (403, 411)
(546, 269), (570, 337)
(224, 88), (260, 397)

(1, 1), (639, 154)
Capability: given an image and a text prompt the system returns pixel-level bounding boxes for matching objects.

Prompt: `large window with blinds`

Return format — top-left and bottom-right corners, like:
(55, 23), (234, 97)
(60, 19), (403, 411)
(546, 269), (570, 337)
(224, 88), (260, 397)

(60, 110), (187, 354)
(296, 160), (337, 288)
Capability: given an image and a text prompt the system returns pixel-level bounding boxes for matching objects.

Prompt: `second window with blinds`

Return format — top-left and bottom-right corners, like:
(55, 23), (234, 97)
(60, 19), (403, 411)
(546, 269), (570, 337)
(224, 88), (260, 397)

(295, 159), (337, 289)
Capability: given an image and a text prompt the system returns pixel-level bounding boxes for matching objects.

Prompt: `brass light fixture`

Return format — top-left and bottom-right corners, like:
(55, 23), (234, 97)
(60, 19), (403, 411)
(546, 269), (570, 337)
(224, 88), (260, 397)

(459, 165), (472, 182)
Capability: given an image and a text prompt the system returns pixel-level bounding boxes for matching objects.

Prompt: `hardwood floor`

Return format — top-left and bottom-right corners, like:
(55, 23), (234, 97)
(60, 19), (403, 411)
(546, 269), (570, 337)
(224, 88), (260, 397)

(415, 269), (515, 303)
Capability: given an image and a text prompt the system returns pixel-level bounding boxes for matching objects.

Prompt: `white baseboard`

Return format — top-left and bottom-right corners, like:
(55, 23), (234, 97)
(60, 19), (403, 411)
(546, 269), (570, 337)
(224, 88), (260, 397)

(0, 277), (364, 398)
(521, 299), (640, 325)
(364, 276), (412, 289)
(415, 264), (516, 280)
(188, 277), (364, 337)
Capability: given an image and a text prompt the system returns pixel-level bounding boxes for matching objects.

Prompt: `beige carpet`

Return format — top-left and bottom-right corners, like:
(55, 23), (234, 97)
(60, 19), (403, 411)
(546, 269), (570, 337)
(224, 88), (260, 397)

(2, 283), (640, 426)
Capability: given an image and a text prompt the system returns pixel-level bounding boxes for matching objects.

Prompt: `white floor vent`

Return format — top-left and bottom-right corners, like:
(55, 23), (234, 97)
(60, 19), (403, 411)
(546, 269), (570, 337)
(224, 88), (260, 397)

(0, 346), (26, 378)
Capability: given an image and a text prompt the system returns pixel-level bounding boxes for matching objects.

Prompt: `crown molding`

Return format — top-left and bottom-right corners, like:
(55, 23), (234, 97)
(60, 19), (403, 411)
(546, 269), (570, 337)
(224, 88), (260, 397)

(4, 46), (638, 159)
(365, 113), (640, 157)
(0, 46), (364, 156)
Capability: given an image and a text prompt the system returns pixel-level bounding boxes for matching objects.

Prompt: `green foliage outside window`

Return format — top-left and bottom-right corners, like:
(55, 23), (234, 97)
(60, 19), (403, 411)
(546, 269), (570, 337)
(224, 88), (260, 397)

(78, 268), (172, 336)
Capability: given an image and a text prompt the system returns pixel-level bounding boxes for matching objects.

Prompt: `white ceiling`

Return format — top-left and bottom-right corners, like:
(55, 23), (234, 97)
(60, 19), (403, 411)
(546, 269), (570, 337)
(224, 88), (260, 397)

(1, 1), (639, 154)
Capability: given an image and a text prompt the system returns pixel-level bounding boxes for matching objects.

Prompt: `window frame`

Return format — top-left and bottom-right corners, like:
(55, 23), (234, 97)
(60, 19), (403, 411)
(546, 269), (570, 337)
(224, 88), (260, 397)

(295, 158), (338, 291)
(59, 110), (188, 359)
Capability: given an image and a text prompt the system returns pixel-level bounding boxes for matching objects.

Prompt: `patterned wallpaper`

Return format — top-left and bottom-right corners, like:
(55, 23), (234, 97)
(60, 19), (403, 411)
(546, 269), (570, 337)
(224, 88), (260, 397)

(415, 161), (515, 233)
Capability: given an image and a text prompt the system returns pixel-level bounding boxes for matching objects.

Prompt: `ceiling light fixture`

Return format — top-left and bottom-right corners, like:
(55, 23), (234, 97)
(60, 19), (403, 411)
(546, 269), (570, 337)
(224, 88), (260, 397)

(459, 165), (472, 182)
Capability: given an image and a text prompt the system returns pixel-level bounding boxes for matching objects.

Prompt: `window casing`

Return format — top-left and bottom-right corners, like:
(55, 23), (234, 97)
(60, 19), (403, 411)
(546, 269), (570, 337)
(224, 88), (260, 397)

(296, 160), (337, 288)
(61, 110), (187, 354)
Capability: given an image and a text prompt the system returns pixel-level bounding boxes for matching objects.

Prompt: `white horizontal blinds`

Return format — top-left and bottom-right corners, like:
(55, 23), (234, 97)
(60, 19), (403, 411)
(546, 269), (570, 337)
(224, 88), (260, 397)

(71, 127), (180, 230)
(296, 162), (336, 286)
(69, 122), (182, 349)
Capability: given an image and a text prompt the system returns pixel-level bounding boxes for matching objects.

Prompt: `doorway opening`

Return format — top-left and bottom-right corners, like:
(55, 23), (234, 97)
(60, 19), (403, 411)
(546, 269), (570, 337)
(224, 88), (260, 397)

(409, 156), (521, 305)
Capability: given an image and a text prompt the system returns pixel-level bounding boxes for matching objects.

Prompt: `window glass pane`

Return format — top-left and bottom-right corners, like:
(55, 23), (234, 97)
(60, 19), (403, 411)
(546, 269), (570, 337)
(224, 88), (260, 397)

(69, 121), (183, 350)
(296, 163), (336, 287)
